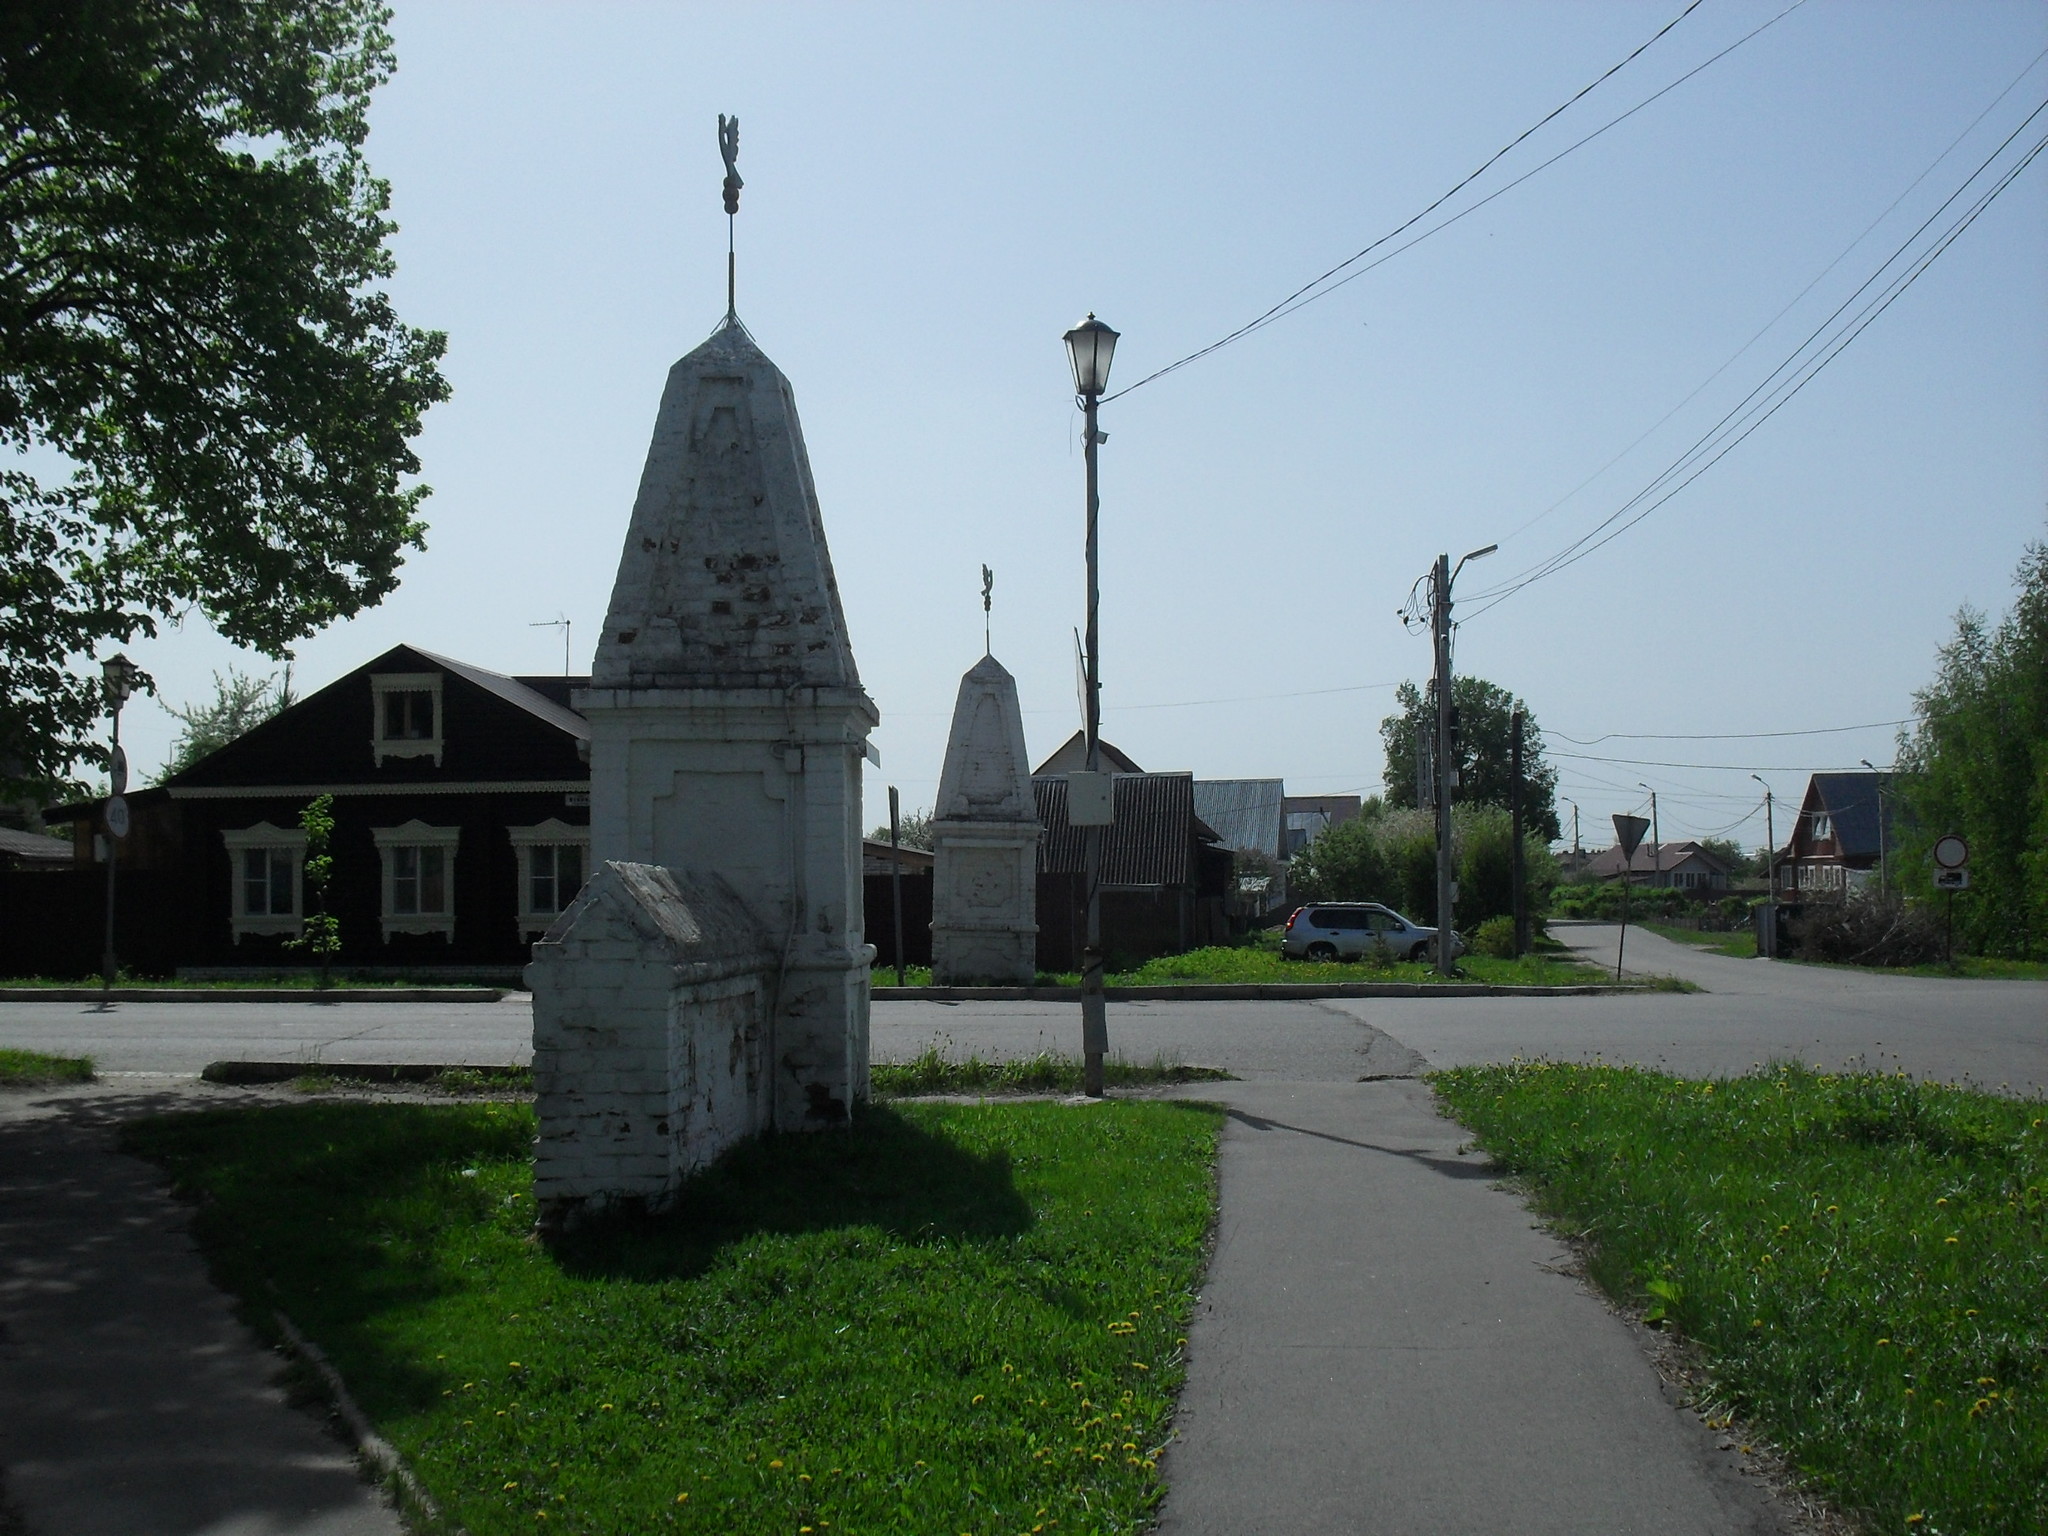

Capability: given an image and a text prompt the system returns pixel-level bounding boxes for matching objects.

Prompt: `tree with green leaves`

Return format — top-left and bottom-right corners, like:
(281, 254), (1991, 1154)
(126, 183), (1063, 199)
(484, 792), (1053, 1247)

(0, 1), (448, 800)
(1892, 533), (2046, 958)
(160, 667), (292, 779)
(285, 792), (340, 986)
(1379, 676), (1561, 841)
(867, 808), (933, 852)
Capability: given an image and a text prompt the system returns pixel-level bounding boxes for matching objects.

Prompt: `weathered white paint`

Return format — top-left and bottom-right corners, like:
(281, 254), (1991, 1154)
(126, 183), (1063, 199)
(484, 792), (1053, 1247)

(930, 654), (1038, 984)
(559, 315), (878, 1170)
(528, 862), (774, 1219)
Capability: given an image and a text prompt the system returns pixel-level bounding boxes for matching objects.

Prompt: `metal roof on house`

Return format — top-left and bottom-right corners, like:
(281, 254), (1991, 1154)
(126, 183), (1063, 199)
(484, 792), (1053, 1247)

(0, 826), (72, 864)
(1581, 840), (1734, 878)
(1032, 731), (1147, 777)
(411, 648), (591, 741)
(1192, 779), (1285, 859)
(1034, 773), (1212, 886)
(1808, 771), (1890, 858)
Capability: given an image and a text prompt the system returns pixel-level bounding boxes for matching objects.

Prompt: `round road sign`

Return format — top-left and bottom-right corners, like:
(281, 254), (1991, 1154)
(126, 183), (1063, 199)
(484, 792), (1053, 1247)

(105, 795), (131, 840)
(1932, 834), (1969, 870)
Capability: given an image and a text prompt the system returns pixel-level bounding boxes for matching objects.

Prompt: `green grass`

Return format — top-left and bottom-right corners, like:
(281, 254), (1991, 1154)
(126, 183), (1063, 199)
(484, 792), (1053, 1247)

(1787, 955), (2048, 981)
(876, 939), (1615, 988)
(874, 1045), (1232, 1097)
(1431, 1061), (2048, 1535)
(0, 1047), (93, 1085)
(291, 1065), (536, 1096)
(124, 1097), (1223, 1536)
(0, 974), (490, 989)
(1640, 922), (1757, 959)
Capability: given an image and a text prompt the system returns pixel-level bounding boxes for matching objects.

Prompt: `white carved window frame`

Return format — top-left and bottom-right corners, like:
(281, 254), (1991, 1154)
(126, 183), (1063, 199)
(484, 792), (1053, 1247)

(508, 819), (591, 938)
(370, 672), (444, 767)
(221, 822), (307, 943)
(371, 820), (461, 940)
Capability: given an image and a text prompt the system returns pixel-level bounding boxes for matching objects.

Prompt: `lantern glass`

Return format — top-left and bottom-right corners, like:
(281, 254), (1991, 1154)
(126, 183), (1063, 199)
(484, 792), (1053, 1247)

(102, 653), (137, 705)
(1062, 314), (1119, 397)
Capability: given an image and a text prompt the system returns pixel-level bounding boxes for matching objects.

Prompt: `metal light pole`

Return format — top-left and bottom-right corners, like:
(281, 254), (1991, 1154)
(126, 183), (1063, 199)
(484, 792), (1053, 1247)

(1752, 773), (1776, 901)
(1428, 544), (1494, 976)
(99, 653), (140, 1002)
(1064, 314), (1118, 1097)
(1860, 759), (1888, 897)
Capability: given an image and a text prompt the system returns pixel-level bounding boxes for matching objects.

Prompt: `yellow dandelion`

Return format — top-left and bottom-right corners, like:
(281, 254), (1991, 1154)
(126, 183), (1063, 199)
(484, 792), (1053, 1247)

(675, 1493), (689, 1504)
(768, 1459), (784, 1470)
(503, 1482), (519, 1491)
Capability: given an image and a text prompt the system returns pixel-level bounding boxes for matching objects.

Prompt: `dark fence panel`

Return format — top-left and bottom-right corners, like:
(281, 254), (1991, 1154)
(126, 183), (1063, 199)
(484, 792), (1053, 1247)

(0, 868), (189, 979)
(863, 871), (933, 968)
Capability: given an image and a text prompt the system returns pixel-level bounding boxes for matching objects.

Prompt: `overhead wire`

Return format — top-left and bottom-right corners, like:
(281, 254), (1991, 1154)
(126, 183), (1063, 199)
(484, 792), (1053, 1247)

(1546, 716), (1914, 745)
(1102, 0), (1724, 404)
(1462, 96), (2048, 614)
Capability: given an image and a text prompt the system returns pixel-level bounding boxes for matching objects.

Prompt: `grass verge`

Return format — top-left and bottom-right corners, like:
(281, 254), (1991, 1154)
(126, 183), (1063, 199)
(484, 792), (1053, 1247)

(874, 1045), (1231, 1097)
(1431, 1061), (2048, 1536)
(1640, 922), (1757, 959)
(1787, 956), (2048, 982)
(124, 1097), (1222, 1536)
(874, 944), (1617, 989)
(290, 1065), (536, 1096)
(0, 1047), (93, 1086)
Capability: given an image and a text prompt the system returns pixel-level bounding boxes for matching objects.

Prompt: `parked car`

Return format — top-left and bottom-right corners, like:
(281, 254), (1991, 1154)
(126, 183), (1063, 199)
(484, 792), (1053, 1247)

(1281, 903), (1462, 963)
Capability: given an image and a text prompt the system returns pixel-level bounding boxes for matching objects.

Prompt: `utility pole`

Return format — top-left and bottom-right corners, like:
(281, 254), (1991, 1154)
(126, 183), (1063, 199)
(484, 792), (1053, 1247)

(1422, 543), (1494, 976)
(1861, 759), (1889, 897)
(1638, 783), (1659, 889)
(1753, 773), (1776, 902)
(1432, 554), (1455, 976)
(888, 785), (906, 987)
(1510, 706), (1526, 956)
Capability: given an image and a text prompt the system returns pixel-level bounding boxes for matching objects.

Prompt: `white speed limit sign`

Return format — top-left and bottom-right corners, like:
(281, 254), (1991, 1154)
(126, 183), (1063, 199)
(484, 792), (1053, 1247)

(1932, 835), (1969, 871)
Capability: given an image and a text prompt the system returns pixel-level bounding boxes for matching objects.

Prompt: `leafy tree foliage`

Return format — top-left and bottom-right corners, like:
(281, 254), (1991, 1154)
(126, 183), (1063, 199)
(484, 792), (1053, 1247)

(0, 1), (448, 797)
(1287, 800), (1554, 928)
(1892, 534), (2047, 958)
(1380, 676), (1561, 841)
(1695, 836), (1761, 880)
(160, 666), (291, 779)
(866, 808), (933, 852)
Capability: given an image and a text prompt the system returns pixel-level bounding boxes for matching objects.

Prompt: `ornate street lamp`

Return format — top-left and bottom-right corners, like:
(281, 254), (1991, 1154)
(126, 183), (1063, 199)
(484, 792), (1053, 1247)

(100, 653), (141, 1001)
(1063, 314), (1117, 1097)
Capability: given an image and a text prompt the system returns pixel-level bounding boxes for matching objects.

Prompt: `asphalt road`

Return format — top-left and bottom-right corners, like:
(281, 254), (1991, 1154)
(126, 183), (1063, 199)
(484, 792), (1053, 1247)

(3, 926), (2040, 1091)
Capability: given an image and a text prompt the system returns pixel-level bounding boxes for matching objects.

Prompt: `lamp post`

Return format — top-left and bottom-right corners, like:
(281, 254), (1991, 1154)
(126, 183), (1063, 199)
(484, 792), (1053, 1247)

(100, 653), (140, 1002)
(1751, 772), (1776, 901)
(1860, 759), (1889, 897)
(1428, 544), (1494, 977)
(1064, 314), (1117, 1097)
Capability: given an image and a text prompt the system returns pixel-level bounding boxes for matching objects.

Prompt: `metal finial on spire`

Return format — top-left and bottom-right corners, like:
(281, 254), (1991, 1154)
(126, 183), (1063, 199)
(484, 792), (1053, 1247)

(718, 114), (743, 315)
(981, 564), (994, 655)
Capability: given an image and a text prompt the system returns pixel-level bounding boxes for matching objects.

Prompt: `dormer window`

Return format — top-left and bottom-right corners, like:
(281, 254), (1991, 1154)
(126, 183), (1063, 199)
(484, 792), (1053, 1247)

(370, 672), (444, 766)
(1811, 813), (1833, 844)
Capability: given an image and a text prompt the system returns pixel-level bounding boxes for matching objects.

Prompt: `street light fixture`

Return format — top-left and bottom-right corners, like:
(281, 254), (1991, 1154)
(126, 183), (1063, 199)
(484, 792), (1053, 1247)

(100, 653), (141, 1002)
(1861, 759), (1889, 897)
(1063, 314), (1118, 1097)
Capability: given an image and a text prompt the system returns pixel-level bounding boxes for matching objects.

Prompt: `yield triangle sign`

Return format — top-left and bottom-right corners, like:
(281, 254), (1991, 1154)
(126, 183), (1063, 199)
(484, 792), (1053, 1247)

(1613, 814), (1650, 862)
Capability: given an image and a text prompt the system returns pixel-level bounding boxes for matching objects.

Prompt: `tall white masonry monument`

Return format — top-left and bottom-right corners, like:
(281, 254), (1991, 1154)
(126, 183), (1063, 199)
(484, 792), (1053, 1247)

(930, 653), (1038, 983)
(528, 118), (879, 1220)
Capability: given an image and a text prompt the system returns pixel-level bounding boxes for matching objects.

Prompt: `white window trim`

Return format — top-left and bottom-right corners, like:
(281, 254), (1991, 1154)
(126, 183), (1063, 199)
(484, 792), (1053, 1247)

(509, 819), (591, 938)
(370, 672), (445, 767)
(371, 820), (461, 940)
(221, 823), (307, 943)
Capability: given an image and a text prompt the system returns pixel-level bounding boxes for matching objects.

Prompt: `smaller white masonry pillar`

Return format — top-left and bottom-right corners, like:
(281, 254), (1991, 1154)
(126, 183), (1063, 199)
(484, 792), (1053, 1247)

(929, 654), (1039, 985)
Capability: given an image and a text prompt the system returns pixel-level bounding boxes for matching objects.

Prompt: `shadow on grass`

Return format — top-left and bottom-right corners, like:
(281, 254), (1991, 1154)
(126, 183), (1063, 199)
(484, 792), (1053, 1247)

(552, 1100), (1035, 1282)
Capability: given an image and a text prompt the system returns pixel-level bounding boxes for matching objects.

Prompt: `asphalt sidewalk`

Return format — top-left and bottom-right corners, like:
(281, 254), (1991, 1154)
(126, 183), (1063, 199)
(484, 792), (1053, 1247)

(1155, 1075), (1800, 1535)
(0, 1079), (403, 1536)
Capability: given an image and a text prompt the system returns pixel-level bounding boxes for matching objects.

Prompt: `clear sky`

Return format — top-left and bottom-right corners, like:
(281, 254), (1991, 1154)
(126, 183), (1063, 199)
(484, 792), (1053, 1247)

(117, 0), (2047, 855)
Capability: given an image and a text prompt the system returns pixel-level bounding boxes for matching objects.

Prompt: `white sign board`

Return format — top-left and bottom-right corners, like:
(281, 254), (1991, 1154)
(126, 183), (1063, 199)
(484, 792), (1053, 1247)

(1934, 867), (1970, 891)
(1932, 834), (1969, 870)
(105, 795), (131, 840)
(1067, 771), (1114, 827)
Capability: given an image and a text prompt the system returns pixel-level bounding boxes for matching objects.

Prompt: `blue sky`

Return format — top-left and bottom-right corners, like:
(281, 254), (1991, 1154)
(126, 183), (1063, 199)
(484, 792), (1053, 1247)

(119, 0), (2047, 853)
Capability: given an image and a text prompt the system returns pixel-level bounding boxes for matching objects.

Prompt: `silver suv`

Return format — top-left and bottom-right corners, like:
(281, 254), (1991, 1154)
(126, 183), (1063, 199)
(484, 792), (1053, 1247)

(1281, 903), (1462, 963)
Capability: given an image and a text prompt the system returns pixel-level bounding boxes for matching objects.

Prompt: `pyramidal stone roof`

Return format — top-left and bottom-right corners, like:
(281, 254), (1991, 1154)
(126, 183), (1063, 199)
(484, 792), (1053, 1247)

(935, 654), (1035, 824)
(593, 317), (860, 691)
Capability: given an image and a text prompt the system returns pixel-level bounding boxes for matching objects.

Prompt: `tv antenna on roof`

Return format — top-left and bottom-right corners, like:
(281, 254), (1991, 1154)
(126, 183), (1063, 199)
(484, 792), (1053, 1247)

(530, 614), (571, 675)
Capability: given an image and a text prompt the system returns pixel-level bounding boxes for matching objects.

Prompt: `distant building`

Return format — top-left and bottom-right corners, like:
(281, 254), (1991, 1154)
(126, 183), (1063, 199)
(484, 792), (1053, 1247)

(1192, 779), (1287, 916)
(1777, 771), (1894, 897)
(1581, 839), (1735, 891)
(1281, 793), (1363, 858)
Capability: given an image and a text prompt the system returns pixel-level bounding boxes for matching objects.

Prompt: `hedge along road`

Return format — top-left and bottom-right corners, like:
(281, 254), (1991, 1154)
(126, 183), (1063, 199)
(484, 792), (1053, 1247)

(1, 925), (2043, 1089)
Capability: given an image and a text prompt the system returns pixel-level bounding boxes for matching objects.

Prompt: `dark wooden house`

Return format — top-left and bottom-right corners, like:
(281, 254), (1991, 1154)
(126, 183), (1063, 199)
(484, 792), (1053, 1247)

(1777, 770), (1893, 898)
(36, 645), (590, 979)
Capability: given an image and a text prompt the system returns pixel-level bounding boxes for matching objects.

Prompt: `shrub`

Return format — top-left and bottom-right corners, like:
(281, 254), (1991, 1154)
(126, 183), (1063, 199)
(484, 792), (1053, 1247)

(1792, 892), (1945, 967)
(1471, 915), (1518, 958)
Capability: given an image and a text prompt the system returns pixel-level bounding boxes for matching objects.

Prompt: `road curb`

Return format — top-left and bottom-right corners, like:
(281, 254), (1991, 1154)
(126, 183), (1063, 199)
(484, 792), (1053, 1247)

(872, 982), (1639, 1001)
(200, 1061), (528, 1085)
(0, 987), (505, 1003)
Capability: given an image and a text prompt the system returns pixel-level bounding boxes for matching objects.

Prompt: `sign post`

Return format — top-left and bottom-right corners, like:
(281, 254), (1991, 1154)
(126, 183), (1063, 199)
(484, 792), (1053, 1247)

(1932, 836), (1970, 967)
(1612, 814), (1650, 983)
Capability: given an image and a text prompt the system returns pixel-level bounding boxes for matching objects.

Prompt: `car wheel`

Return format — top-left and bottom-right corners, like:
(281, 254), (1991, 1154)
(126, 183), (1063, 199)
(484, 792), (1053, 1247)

(1306, 942), (1338, 962)
(1408, 943), (1430, 963)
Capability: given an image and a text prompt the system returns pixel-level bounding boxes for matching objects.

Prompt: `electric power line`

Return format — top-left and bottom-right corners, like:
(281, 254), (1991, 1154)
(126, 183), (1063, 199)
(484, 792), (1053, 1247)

(1546, 716), (1913, 745)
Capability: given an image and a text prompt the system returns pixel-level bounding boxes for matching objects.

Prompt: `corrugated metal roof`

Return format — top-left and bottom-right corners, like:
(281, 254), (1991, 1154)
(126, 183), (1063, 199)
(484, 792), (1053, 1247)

(1192, 779), (1285, 858)
(0, 826), (71, 863)
(413, 647), (591, 741)
(1034, 773), (1203, 886)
